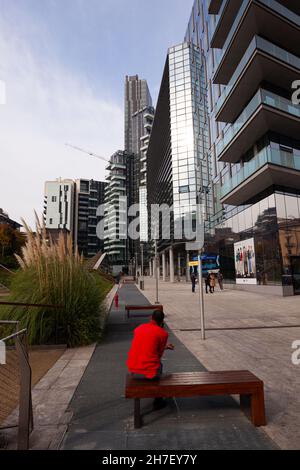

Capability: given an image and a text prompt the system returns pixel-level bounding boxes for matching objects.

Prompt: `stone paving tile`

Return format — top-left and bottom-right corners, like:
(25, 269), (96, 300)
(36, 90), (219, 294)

(141, 278), (300, 449)
(25, 344), (96, 449)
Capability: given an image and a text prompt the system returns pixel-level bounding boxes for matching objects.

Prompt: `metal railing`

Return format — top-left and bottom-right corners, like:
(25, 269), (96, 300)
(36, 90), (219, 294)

(0, 301), (64, 345)
(0, 321), (33, 450)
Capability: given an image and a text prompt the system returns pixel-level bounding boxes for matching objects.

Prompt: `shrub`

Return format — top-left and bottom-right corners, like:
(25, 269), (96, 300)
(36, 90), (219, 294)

(0, 215), (107, 347)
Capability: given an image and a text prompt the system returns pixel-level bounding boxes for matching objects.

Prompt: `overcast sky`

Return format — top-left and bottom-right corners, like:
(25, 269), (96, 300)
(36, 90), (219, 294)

(0, 0), (191, 226)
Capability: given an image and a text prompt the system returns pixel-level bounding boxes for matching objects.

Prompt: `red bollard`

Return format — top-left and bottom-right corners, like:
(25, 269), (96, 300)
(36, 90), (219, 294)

(114, 293), (119, 309)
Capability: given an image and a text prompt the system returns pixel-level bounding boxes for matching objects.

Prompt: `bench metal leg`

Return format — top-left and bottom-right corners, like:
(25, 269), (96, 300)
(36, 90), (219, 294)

(250, 388), (266, 427)
(134, 399), (142, 429)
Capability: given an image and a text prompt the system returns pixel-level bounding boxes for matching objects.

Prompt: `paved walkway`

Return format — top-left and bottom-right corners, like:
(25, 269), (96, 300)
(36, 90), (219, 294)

(141, 277), (300, 449)
(61, 283), (276, 450)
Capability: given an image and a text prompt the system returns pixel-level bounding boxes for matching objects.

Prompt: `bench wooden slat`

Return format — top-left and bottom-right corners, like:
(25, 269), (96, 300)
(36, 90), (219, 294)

(125, 304), (163, 318)
(126, 371), (262, 389)
(125, 305), (163, 310)
(125, 371), (266, 429)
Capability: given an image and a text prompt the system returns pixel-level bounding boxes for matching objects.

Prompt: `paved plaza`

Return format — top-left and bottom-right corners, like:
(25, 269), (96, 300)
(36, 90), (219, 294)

(141, 277), (300, 449)
(61, 284), (276, 450)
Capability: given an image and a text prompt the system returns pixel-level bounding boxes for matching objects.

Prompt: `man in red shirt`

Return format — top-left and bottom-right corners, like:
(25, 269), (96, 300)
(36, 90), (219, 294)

(127, 310), (174, 409)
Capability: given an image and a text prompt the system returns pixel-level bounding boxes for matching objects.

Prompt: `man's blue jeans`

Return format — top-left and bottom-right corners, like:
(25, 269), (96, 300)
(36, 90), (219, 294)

(131, 363), (163, 381)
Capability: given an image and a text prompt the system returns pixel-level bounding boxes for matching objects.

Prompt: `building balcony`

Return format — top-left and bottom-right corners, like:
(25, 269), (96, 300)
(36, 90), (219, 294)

(211, 0), (243, 49)
(213, 0), (300, 84)
(276, 0), (300, 15)
(140, 144), (149, 152)
(216, 89), (300, 163)
(208, 0), (223, 15)
(144, 122), (152, 131)
(220, 146), (300, 205)
(215, 36), (300, 123)
(107, 162), (126, 171)
(110, 180), (125, 187)
(144, 112), (154, 120)
(140, 134), (150, 142)
(111, 174), (126, 181)
(140, 154), (147, 163)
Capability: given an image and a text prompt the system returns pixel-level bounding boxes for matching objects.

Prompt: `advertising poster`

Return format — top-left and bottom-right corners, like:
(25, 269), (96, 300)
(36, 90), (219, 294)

(234, 238), (257, 285)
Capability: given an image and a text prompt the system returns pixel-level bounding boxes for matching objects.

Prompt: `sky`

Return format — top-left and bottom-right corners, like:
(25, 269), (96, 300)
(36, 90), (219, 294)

(0, 0), (191, 227)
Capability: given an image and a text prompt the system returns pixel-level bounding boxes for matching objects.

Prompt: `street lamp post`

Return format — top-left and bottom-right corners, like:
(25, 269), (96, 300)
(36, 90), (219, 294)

(140, 243), (144, 290)
(198, 249), (205, 340)
(141, 243), (144, 279)
(155, 239), (159, 304)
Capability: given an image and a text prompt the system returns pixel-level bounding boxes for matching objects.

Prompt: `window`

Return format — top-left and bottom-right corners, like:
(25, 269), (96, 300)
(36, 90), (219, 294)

(49, 218), (53, 225)
(51, 196), (57, 202)
(179, 185), (190, 194)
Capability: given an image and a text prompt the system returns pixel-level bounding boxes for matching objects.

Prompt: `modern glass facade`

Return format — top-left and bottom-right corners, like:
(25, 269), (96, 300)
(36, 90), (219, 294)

(146, 0), (300, 293)
(169, 43), (211, 227)
(147, 42), (210, 250)
(182, 0), (300, 295)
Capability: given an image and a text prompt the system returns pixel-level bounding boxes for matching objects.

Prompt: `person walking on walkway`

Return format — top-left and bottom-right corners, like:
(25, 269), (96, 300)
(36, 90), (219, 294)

(204, 272), (210, 294)
(209, 273), (215, 293)
(127, 310), (175, 410)
(191, 271), (196, 293)
(217, 271), (224, 291)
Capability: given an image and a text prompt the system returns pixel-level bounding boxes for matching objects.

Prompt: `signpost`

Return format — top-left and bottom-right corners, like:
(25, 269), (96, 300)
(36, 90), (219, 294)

(155, 239), (159, 304)
(186, 242), (206, 340)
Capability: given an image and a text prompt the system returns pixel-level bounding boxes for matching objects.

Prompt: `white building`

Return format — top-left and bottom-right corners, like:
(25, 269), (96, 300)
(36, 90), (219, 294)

(44, 179), (75, 232)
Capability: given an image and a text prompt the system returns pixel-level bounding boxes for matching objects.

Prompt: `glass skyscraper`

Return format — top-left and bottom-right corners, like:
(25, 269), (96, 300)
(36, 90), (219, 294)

(147, 0), (300, 295)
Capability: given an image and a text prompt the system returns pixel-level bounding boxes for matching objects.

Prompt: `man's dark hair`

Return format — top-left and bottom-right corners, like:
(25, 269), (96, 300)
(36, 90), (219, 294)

(152, 310), (165, 326)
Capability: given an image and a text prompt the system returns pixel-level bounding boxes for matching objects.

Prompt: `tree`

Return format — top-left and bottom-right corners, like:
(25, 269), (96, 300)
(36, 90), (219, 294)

(0, 224), (26, 261)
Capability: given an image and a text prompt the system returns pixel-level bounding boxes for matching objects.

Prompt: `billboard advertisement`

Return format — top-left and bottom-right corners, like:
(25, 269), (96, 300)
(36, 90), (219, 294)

(234, 238), (257, 285)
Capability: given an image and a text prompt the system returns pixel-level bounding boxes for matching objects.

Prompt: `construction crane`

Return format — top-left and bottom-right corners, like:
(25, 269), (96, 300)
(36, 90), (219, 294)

(65, 143), (109, 163)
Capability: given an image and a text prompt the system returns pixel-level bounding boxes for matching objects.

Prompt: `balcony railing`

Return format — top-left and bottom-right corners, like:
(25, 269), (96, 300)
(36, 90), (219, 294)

(216, 89), (300, 158)
(215, 0), (300, 82)
(220, 146), (300, 199)
(215, 36), (300, 117)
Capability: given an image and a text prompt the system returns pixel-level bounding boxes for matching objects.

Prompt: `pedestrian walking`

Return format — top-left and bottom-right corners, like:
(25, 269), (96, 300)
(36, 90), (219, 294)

(209, 273), (215, 293)
(205, 272), (210, 294)
(217, 271), (224, 291)
(191, 271), (196, 293)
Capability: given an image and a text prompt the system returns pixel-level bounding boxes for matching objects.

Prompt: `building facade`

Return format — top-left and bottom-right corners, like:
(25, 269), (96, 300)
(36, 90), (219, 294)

(44, 179), (75, 232)
(124, 75), (153, 154)
(147, 41), (210, 281)
(147, 0), (300, 295)
(132, 105), (155, 272)
(74, 179), (107, 258)
(44, 178), (106, 258)
(103, 151), (135, 272)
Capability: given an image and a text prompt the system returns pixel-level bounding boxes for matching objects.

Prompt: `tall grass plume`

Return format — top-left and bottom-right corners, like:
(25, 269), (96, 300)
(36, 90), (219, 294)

(0, 214), (107, 347)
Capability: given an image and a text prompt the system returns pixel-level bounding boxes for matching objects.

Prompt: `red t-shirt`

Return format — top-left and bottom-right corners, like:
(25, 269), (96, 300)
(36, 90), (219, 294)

(127, 320), (169, 379)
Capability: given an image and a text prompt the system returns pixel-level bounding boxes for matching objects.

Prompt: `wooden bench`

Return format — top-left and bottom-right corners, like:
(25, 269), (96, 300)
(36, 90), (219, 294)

(125, 370), (266, 429)
(125, 304), (163, 319)
(122, 277), (136, 285)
